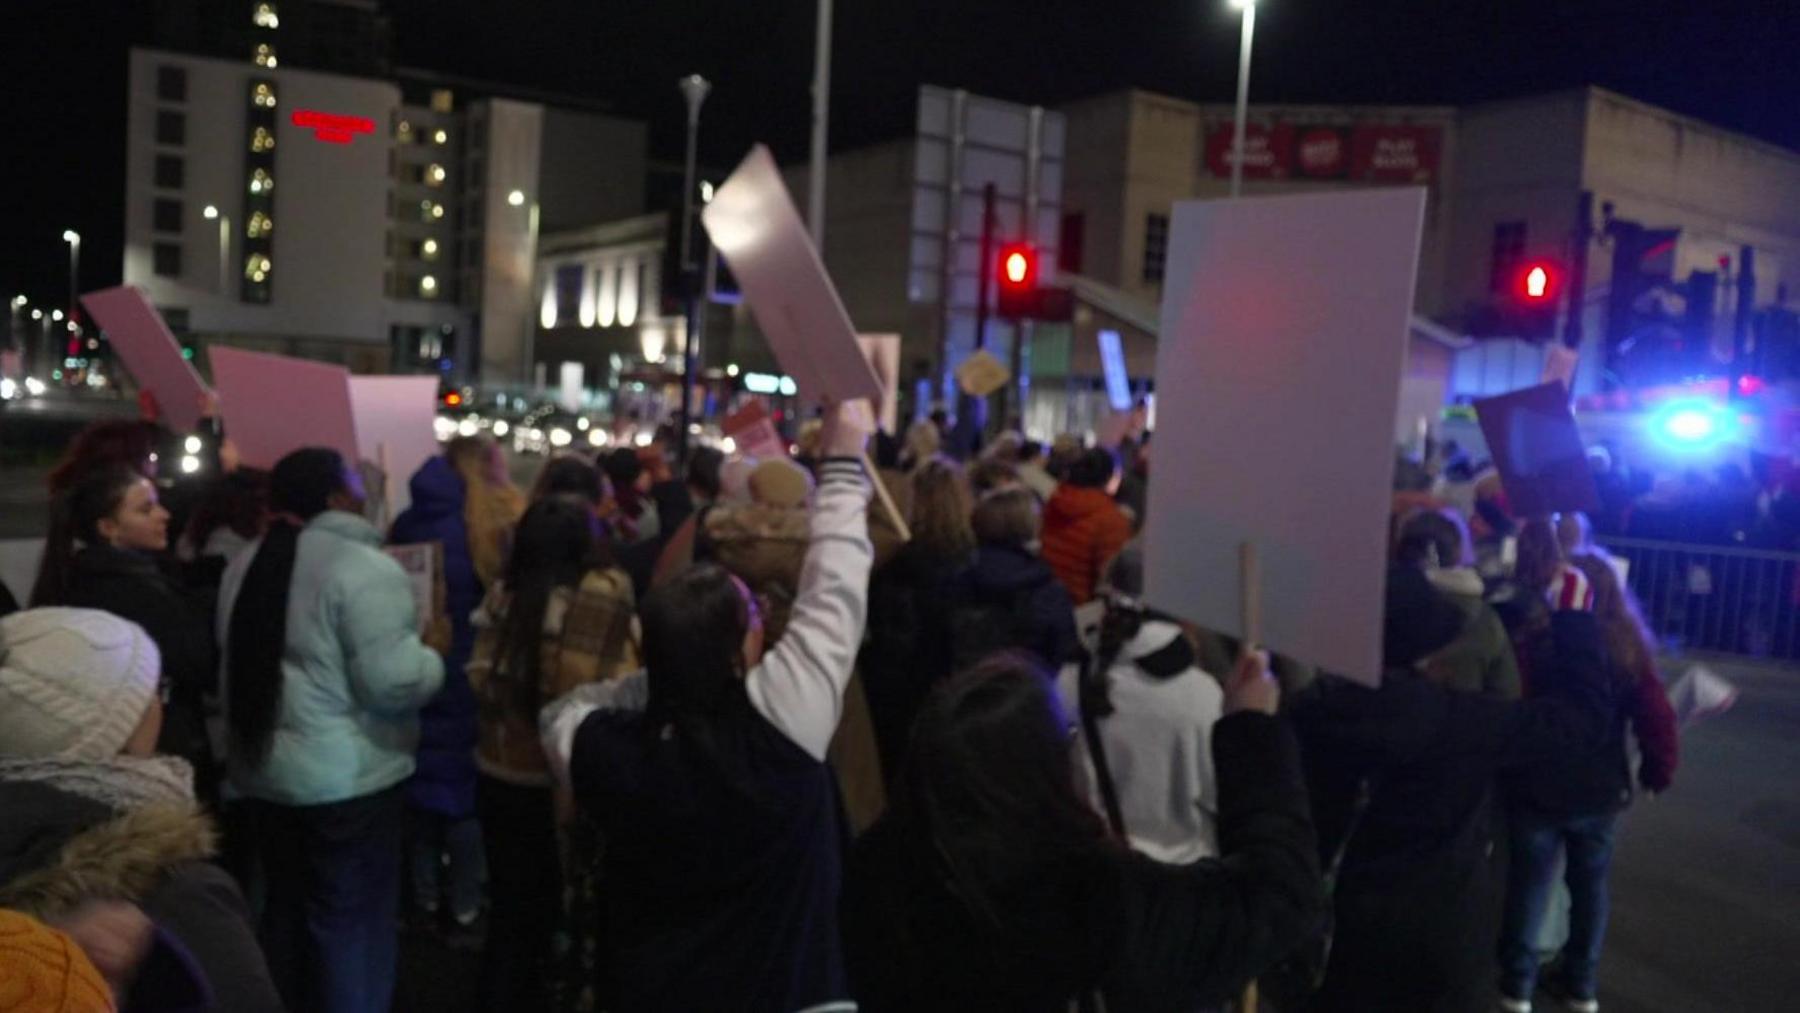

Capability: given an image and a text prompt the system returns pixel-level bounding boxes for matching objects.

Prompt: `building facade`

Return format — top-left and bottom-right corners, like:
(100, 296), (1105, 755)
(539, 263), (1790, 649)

(122, 28), (645, 380)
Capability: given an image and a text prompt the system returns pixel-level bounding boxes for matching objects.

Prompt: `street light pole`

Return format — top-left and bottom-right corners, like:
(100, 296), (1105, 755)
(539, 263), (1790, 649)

(807, 0), (833, 247)
(677, 74), (712, 466)
(1228, 0), (1259, 198)
(203, 206), (231, 295)
(61, 230), (81, 327)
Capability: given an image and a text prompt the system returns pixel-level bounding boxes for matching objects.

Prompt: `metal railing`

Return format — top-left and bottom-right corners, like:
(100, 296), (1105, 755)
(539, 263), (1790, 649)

(1600, 536), (1800, 662)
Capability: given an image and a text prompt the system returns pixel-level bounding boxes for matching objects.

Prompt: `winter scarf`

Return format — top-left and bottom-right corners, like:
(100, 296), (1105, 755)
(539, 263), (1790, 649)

(0, 756), (194, 812)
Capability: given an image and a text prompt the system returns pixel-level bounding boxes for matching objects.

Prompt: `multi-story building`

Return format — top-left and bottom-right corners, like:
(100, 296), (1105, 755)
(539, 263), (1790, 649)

(122, 1), (646, 380)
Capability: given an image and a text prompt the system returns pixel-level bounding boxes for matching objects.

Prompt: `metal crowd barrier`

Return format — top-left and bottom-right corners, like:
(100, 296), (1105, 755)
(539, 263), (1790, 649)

(1600, 536), (1800, 662)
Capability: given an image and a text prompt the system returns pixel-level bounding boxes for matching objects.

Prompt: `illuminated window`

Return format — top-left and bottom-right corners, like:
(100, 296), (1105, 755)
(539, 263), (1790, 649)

(250, 126), (275, 153)
(246, 212), (272, 239)
(252, 82), (277, 109)
(420, 275), (439, 296)
(254, 43), (277, 68)
(248, 168), (274, 194)
(433, 128), (448, 145)
(421, 238), (439, 260)
(245, 254), (272, 283)
(426, 202), (445, 220)
(253, 3), (279, 29)
(426, 164), (447, 185)
(396, 119), (413, 143)
(430, 89), (454, 113)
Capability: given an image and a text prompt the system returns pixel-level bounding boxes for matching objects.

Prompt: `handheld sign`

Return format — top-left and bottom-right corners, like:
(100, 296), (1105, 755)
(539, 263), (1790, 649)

(857, 334), (902, 433)
(955, 349), (1011, 398)
(209, 346), (360, 470)
(81, 286), (210, 433)
(701, 145), (882, 404)
(1541, 344), (1579, 391)
(1146, 189), (1426, 686)
(1098, 329), (1133, 412)
(1474, 381), (1600, 517)
(722, 399), (789, 460)
(348, 375), (440, 517)
(383, 542), (446, 635)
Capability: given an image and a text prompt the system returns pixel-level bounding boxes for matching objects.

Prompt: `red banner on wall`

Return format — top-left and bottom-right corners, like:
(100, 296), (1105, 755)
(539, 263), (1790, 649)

(1349, 125), (1441, 182)
(1203, 123), (1294, 179)
(1291, 125), (1350, 179)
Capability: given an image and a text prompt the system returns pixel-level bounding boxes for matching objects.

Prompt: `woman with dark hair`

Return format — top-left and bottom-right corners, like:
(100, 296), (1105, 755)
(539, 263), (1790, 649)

(1396, 508), (1521, 699)
(843, 650), (1319, 1011)
(29, 463), (217, 793)
(46, 419), (162, 495)
(218, 446), (444, 1013)
(465, 496), (638, 1010)
(1496, 553), (1676, 1013)
(541, 402), (874, 1013)
(530, 454), (609, 508)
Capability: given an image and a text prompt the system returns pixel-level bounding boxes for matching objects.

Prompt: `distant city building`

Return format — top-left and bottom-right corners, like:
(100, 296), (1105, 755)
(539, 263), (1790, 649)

(122, 1), (646, 380)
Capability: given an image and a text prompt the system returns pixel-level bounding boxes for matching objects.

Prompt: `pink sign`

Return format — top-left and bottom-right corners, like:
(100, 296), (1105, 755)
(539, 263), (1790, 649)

(702, 145), (883, 405)
(208, 346), (360, 470)
(81, 286), (210, 433)
(723, 399), (788, 460)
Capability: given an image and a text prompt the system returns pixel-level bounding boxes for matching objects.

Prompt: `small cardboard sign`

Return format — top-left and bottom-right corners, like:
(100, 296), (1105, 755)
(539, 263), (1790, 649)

(955, 349), (1011, 398)
(1474, 381), (1600, 517)
(383, 541), (446, 634)
(722, 399), (788, 459)
(81, 286), (210, 433)
(702, 145), (883, 404)
(209, 346), (361, 470)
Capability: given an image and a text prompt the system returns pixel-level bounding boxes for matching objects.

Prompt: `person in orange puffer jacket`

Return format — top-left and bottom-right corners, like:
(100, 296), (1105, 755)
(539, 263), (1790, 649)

(1040, 448), (1132, 605)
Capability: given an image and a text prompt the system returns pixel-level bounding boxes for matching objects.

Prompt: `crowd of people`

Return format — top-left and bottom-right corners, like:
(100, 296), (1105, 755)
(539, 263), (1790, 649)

(0, 399), (1681, 1013)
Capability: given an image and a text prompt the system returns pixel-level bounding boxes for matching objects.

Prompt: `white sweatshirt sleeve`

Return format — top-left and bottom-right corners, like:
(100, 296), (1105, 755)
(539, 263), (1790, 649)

(744, 458), (874, 761)
(539, 671), (649, 786)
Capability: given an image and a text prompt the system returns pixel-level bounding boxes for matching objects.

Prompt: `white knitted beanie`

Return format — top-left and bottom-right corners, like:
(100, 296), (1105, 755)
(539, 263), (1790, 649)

(0, 608), (161, 761)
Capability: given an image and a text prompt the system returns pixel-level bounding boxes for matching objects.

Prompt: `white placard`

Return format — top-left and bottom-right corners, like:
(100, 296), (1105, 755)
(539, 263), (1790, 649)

(558, 362), (585, 413)
(1146, 189), (1426, 685)
(1098, 329), (1132, 411)
(1396, 375), (1446, 447)
(348, 376), (440, 517)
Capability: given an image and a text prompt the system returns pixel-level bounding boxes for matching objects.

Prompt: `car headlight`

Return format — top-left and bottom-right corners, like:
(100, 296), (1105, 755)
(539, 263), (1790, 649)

(587, 429), (606, 447)
(492, 420), (509, 437)
(179, 454), (202, 475)
(458, 418), (479, 437)
(0, 378), (15, 399)
(24, 377), (46, 396)
(549, 427), (572, 447)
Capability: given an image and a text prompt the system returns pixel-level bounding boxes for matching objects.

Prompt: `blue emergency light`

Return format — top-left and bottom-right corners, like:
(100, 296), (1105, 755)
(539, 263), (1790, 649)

(1649, 400), (1733, 452)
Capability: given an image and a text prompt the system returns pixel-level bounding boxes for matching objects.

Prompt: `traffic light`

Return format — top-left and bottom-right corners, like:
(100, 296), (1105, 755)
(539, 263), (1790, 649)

(996, 243), (1039, 319)
(1510, 259), (1562, 341)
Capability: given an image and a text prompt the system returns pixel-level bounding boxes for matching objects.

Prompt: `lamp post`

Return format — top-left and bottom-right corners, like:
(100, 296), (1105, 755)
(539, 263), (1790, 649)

(1227, 0), (1259, 198)
(677, 73), (711, 465)
(61, 230), (80, 328)
(808, 0), (833, 247)
(202, 206), (232, 295)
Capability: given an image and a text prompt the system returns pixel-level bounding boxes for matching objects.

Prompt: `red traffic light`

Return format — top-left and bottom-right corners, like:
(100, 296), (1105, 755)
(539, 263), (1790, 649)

(1515, 260), (1562, 302)
(998, 243), (1037, 289)
(444, 391), (463, 407)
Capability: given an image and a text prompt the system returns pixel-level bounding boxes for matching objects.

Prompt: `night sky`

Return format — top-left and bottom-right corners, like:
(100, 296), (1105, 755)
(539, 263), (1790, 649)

(5, 0), (1796, 311)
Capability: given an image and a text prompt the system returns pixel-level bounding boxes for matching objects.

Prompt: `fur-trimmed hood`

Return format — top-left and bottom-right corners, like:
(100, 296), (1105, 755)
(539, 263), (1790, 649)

(0, 779), (215, 920)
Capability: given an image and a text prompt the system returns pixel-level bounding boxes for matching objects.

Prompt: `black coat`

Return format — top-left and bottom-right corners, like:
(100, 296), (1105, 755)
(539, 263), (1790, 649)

(945, 542), (1080, 670)
(1287, 612), (1616, 1012)
(842, 713), (1323, 1012)
(62, 545), (217, 778)
(859, 543), (971, 779)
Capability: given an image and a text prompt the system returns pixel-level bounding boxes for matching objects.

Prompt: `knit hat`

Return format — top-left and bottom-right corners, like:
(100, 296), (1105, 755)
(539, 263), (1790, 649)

(0, 609), (160, 762)
(0, 909), (114, 1011)
(1383, 566), (1466, 669)
(748, 459), (814, 509)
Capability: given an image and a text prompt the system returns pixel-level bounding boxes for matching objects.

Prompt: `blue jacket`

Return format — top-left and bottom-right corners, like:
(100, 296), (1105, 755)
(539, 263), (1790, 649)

(218, 511), (445, 807)
(390, 456), (484, 818)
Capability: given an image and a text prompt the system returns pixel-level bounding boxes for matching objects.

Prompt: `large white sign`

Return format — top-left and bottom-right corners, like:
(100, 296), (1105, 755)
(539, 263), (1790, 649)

(1146, 189), (1426, 685)
(348, 375), (440, 517)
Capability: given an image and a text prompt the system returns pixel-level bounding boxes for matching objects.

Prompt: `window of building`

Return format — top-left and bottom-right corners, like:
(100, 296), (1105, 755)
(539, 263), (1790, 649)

(430, 89), (454, 113)
(156, 66), (186, 102)
(250, 126), (275, 153)
(252, 3), (279, 29)
(152, 198), (182, 233)
(251, 81), (277, 110)
(1142, 213), (1170, 284)
(395, 118), (414, 143)
(154, 154), (184, 189)
(153, 242), (182, 278)
(247, 211), (272, 239)
(1059, 212), (1085, 274)
(254, 43), (278, 68)
(249, 168), (273, 195)
(1490, 221), (1527, 294)
(155, 110), (185, 146)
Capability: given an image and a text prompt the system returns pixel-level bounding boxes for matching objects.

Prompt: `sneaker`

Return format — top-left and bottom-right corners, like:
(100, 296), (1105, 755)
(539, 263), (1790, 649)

(1498, 995), (1533, 1013)
(1541, 978), (1598, 1013)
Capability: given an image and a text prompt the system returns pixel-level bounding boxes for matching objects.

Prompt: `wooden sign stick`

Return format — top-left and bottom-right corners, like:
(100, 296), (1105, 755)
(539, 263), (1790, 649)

(862, 451), (911, 542)
(1239, 541), (1262, 654)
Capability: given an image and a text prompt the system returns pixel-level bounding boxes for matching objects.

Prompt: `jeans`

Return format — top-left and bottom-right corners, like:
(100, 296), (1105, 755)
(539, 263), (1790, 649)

(1500, 810), (1620, 999)
(408, 809), (486, 920)
(247, 785), (405, 1013)
(477, 775), (563, 1012)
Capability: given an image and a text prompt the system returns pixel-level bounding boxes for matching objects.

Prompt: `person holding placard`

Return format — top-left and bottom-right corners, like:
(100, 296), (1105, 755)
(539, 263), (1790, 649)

(218, 447), (445, 1013)
(540, 400), (875, 1013)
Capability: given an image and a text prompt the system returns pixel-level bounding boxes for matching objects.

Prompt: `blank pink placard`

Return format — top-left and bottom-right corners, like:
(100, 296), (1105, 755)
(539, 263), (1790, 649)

(702, 145), (882, 405)
(81, 286), (210, 433)
(208, 346), (360, 470)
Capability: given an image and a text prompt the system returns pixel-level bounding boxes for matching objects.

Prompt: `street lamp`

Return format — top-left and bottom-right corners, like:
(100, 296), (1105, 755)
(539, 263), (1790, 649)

(61, 230), (80, 327)
(202, 205), (232, 295)
(1227, 0), (1259, 198)
(676, 73), (712, 465)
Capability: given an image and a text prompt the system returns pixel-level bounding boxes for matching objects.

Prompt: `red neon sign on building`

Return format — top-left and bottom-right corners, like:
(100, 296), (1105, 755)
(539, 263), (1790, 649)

(291, 109), (376, 145)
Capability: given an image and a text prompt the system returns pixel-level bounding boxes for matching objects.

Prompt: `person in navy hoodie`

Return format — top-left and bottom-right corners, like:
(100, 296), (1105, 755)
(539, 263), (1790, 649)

(390, 436), (524, 931)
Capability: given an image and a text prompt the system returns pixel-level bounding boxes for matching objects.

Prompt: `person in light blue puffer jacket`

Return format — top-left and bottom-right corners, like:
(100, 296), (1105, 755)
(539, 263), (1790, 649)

(218, 447), (444, 1013)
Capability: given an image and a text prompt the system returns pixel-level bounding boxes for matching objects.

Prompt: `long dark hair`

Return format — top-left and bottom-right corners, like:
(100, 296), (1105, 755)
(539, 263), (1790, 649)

(641, 562), (753, 723)
(30, 464), (146, 606)
(895, 654), (1110, 928)
(492, 496), (607, 717)
(1077, 597), (1149, 721)
(530, 455), (608, 507)
(228, 448), (349, 768)
(47, 419), (160, 496)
